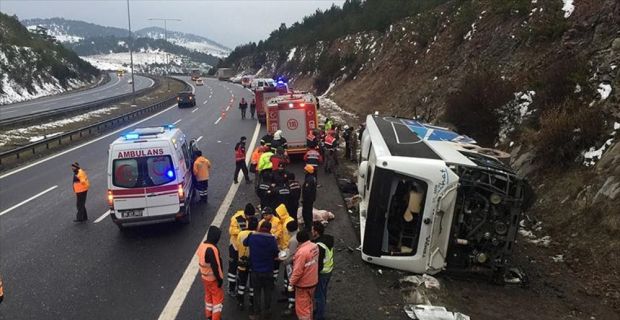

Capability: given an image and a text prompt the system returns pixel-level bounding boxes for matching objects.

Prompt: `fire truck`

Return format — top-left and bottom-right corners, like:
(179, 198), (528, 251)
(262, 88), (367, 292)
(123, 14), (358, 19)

(265, 93), (319, 154)
(254, 85), (288, 124)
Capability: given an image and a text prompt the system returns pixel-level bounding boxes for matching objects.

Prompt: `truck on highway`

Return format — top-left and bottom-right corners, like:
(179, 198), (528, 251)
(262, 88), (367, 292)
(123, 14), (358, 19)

(357, 115), (533, 283)
(190, 69), (201, 81)
(265, 93), (319, 154)
(107, 125), (194, 229)
(216, 68), (234, 81)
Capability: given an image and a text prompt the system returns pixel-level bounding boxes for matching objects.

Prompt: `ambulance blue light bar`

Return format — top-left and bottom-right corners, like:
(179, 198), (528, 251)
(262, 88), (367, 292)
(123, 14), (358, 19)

(125, 133), (140, 140)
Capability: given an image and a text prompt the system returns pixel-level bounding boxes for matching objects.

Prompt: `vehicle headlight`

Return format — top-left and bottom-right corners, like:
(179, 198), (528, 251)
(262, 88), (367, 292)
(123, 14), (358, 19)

(490, 193), (502, 205)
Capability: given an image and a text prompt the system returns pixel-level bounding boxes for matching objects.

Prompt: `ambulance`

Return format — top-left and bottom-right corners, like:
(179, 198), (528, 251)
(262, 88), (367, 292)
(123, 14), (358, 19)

(107, 125), (194, 229)
(265, 93), (319, 154)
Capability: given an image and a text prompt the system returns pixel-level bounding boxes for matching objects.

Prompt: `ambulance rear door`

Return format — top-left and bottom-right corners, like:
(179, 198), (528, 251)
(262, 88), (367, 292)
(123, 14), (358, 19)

(143, 142), (180, 217)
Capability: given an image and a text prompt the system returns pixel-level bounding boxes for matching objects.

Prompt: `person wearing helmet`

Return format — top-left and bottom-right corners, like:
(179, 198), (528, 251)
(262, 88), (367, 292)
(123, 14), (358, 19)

(270, 130), (288, 152)
(301, 165), (317, 231)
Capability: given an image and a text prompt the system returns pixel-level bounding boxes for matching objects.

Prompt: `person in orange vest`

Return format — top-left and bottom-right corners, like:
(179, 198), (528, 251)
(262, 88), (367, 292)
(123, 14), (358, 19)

(234, 136), (251, 184)
(197, 226), (224, 320)
(289, 229), (319, 320)
(193, 150), (212, 203)
(71, 162), (90, 222)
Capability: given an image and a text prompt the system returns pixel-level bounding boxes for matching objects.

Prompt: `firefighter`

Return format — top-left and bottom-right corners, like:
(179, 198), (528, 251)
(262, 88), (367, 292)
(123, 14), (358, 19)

(289, 230), (319, 320)
(250, 98), (257, 119)
(324, 130), (337, 174)
(243, 221), (279, 320)
(302, 165), (317, 231)
(234, 136), (251, 184)
(193, 150), (211, 203)
(286, 173), (301, 219)
(71, 162), (90, 222)
(270, 146), (290, 172)
(304, 146), (323, 183)
(312, 221), (334, 320)
(271, 130), (288, 151)
(237, 216), (259, 310)
(306, 129), (319, 149)
(239, 97), (248, 119)
(260, 133), (273, 149)
(228, 203), (256, 297)
(258, 207), (282, 281)
(343, 125), (353, 160)
(197, 226), (224, 320)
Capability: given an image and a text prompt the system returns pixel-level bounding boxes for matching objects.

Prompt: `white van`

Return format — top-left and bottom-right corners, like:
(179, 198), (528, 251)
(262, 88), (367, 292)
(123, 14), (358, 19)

(250, 78), (275, 91)
(107, 125), (194, 229)
(357, 115), (533, 283)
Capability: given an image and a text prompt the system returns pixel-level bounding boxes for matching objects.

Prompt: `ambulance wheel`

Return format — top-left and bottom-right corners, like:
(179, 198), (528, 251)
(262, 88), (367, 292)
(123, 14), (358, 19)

(180, 204), (191, 224)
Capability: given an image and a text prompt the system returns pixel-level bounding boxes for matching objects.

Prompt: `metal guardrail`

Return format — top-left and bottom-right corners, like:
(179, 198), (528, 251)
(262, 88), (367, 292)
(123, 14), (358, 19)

(0, 74), (159, 128)
(0, 77), (191, 168)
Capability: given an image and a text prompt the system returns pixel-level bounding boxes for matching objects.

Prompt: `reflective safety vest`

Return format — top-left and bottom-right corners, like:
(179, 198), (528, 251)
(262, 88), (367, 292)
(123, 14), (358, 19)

(317, 242), (334, 274)
(197, 243), (222, 281)
(251, 148), (263, 165)
(73, 169), (90, 193)
(258, 152), (274, 172)
(305, 149), (321, 166)
(325, 135), (336, 148)
(193, 156), (211, 181)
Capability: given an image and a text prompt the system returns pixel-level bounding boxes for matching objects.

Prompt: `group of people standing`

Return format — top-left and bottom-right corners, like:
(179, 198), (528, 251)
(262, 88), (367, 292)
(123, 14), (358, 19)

(239, 98), (257, 120)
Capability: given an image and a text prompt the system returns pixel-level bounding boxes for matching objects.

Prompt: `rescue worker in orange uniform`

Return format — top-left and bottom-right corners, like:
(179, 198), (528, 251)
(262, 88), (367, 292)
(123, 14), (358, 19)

(289, 229), (319, 320)
(71, 162), (90, 222)
(197, 226), (224, 320)
(193, 150), (211, 203)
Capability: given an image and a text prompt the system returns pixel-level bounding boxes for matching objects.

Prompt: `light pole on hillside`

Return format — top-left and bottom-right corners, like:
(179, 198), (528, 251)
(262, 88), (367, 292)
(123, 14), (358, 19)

(126, 0), (136, 104)
(148, 17), (181, 89)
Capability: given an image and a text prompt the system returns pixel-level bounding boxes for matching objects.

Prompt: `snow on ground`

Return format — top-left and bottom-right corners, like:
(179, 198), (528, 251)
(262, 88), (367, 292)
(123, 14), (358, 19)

(287, 47), (297, 62)
(0, 106), (119, 147)
(320, 81), (337, 98)
(498, 90), (535, 142)
(26, 25), (83, 43)
(597, 83), (612, 100)
(0, 73), (86, 105)
(562, 0), (575, 18)
(81, 50), (182, 71)
(463, 22), (476, 41)
(168, 38), (230, 58)
(583, 122), (619, 166)
(318, 97), (359, 126)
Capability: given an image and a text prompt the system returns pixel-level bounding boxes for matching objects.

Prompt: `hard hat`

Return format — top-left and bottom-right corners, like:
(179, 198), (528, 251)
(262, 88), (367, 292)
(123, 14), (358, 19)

(304, 164), (315, 174)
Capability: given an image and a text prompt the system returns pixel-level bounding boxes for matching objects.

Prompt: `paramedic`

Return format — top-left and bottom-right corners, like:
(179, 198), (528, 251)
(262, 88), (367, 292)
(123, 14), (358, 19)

(197, 226), (224, 320)
(289, 230), (319, 320)
(234, 136), (251, 184)
(193, 150), (211, 203)
(302, 165), (317, 231)
(312, 222), (334, 320)
(72, 162), (90, 222)
(228, 203), (257, 297)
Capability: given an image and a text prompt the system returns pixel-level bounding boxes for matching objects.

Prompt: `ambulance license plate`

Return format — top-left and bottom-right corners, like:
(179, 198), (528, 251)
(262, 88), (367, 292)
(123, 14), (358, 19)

(121, 209), (143, 218)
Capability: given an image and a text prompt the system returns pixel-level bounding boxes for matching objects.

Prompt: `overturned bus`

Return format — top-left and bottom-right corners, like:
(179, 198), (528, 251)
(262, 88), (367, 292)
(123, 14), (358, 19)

(357, 115), (533, 282)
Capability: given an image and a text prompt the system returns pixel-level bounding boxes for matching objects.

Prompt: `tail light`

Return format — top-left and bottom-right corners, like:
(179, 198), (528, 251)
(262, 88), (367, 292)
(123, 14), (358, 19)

(177, 97), (180, 101)
(178, 183), (185, 201)
(107, 190), (114, 207)
(189, 96), (193, 100)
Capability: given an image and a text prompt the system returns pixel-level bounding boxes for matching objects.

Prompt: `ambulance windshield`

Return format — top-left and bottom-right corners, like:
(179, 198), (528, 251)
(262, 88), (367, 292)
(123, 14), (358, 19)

(113, 155), (175, 188)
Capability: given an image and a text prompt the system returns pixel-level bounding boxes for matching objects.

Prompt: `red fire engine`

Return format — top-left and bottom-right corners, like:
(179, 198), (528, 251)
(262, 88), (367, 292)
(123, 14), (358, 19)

(255, 85), (289, 124)
(266, 93), (319, 154)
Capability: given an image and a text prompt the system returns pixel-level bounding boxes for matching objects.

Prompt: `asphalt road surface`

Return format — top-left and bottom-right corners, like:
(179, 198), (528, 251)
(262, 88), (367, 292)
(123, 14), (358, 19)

(0, 73), (154, 120)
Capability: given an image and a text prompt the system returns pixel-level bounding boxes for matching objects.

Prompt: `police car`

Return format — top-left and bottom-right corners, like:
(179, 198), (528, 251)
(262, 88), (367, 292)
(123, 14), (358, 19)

(107, 125), (194, 229)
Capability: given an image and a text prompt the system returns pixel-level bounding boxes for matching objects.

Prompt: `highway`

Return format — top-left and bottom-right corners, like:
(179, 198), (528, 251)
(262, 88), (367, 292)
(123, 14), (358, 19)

(0, 77), (265, 319)
(0, 73), (154, 120)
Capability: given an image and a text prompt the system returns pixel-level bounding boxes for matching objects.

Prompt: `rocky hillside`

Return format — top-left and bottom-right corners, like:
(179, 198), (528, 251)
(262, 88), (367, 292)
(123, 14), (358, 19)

(225, 0), (620, 316)
(0, 13), (98, 105)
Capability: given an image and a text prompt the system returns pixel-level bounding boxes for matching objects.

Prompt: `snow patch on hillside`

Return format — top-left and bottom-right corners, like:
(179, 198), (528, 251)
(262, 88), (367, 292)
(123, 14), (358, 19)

(81, 50), (183, 71)
(26, 25), (83, 43)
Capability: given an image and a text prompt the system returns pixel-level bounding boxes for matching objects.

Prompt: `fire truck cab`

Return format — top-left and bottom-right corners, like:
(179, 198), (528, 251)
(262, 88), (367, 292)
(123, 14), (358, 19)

(266, 93), (319, 154)
(107, 125), (194, 229)
(254, 85), (289, 124)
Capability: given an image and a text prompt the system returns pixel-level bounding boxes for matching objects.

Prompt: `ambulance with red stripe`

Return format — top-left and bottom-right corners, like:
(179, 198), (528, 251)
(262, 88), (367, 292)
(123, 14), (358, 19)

(107, 125), (194, 229)
(266, 92), (319, 154)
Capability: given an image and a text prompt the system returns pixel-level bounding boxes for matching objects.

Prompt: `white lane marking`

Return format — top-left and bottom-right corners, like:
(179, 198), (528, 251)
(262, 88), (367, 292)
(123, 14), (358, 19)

(191, 108), (199, 113)
(173, 119), (182, 125)
(0, 103), (180, 180)
(214, 116), (222, 125)
(94, 210), (111, 223)
(0, 185), (58, 216)
(202, 100), (208, 105)
(157, 121), (260, 320)
(225, 106), (230, 111)
(196, 136), (203, 142)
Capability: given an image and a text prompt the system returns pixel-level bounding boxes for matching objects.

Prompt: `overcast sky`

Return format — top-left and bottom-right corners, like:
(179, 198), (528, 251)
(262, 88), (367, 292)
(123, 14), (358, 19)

(0, 0), (344, 48)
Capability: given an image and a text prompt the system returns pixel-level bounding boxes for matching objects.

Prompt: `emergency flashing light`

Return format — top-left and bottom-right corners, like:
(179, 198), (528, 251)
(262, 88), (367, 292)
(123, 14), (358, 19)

(166, 124), (175, 129)
(300, 103), (306, 107)
(166, 170), (174, 178)
(125, 133), (140, 140)
(288, 103), (294, 108)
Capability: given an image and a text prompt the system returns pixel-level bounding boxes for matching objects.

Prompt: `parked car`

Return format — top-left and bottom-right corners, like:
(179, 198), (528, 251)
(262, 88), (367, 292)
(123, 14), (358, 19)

(177, 91), (196, 108)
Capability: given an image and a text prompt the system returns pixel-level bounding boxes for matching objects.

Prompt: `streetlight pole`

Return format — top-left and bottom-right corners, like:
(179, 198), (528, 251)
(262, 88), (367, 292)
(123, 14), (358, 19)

(148, 18), (181, 91)
(126, 0), (136, 104)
